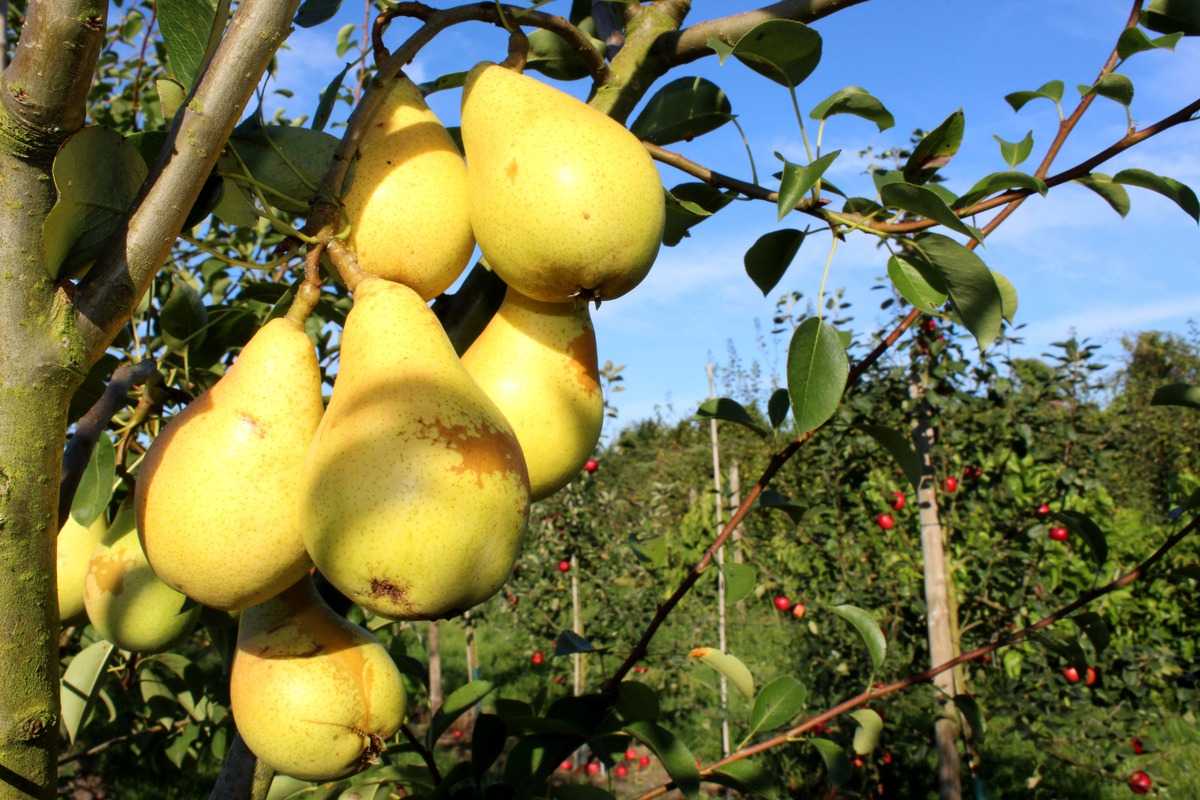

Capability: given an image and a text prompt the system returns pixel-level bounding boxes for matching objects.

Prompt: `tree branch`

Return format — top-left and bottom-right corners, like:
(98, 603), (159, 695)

(57, 360), (157, 527)
(207, 733), (273, 800)
(73, 0), (302, 364)
(634, 513), (1200, 800)
(663, 0), (869, 67)
(0, 0), (106, 159)
(400, 723), (443, 784)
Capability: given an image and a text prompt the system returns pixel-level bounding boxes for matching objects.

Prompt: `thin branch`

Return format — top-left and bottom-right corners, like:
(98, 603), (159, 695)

(601, 307), (920, 693)
(74, 0), (303, 364)
(207, 732), (273, 800)
(400, 723), (443, 784)
(664, 0), (869, 67)
(58, 360), (158, 527)
(634, 514), (1200, 800)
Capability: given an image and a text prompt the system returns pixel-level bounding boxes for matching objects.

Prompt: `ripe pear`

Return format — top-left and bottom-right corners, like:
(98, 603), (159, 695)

(301, 276), (530, 619)
(230, 577), (406, 781)
(461, 62), (665, 303)
(343, 74), (474, 300)
(84, 527), (199, 652)
(136, 299), (324, 611)
(462, 288), (603, 500)
(57, 513), (109, 624)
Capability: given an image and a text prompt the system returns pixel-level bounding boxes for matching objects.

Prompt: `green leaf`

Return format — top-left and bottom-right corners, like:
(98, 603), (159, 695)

(1055, 510), (1108, 566)
(1143, 0), (1200, 34)
(555, 630), (595, 656)
(810, 738), (851, 785)
(630, 76), (733, 146)
(1079, 73), (1134, 106)
(70, 431), (115, 527)
(663, 184), (735, 246)
(992, 270), (1019, 324)
(830, 605), (886, 671)
(427, 681), (495, 747)
(860, 425), (922, 490)
(295, 0), (343, 28)
(903, 110), (965, 182)
(1075, 173), (1131, 217)
(623, 722), (700, 798)
(1151, 382), (1200, 408)
(786, 318), (849, 435)
(724, 562), (757, 604)
(777, 151), (841, 219)
(708, 760), (772, 793)
(155, 78), (187, 121)
(696, 398), (768, 437)
(908, 234), (1004, 350)
(688, 647), (755, 699)
(953, 694), (986, 742)
(335, 22), (357, 57)
(1117, 27), (1183, 58)
(212, 177), (261, 227)
(993, 131), (1034, 168)
(744, 229), (805, 295)
(726, 19), (822, 88)
(850, 709), (883, 755)
(748, 676), (807, 737)
(312, 63), (351, 132)
(525, 26), (605, 81)
(61, 641), (116, 744)
(1004, 80), (1064, 112)
(160, 277), (208, 352)
(43, 127), (148, 280)
(768, 387), (790, 428)
(809, 86), (894, 131)
(471, 714), (508, 776)
(887, 254), (947, 314)
(955, 171), (1047, 209)
(1072, 611), (1111, 655)
(158, 0), (219, 90)
(616, 681), (659, 723)
(881, 182), (981, 240)
(1113, 168), (1200, 222)
(629, 534), (668, 569)
(224, 124), (340, 214)
(758, 489), (804, 523)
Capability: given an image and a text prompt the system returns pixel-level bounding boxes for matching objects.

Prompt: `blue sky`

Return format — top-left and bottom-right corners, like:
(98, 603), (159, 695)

(270, 1), (1200, 429)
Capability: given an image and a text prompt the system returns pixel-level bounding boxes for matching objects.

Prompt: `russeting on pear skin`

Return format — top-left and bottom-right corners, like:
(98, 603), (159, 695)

(230, 577), (406, 781)
(136, 295), (324, 611)
(301, 276), (530, 620)
(462, 288), (603, 500)
(84, 528), (200, 652)
(461, 62), (665, 303)
(57, 513), (109, 624)
(343, 74), (474, 300)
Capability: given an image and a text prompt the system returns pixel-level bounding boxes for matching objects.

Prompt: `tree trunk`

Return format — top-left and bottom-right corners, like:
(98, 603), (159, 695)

(571, 554), (584, 697)
(913, 390), (962, 800)
(728, 461), (743, 565)
(705, 364), (731, 758)
(427, 622), (443, 713)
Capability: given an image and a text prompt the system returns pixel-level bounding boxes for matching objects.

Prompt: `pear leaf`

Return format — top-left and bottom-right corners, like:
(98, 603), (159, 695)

(688, 647), (755, 699)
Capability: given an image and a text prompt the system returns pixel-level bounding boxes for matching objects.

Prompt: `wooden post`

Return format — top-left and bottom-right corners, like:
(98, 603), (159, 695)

(706, 364), (731, 758)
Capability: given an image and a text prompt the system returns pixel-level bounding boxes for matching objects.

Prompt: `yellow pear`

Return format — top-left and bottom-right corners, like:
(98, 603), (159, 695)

(84, 527), (200, 652)
(301, 276), (530, 620)
(136, 294), (324, 611)
(461, 62), (665, 303)
(230, 577), (406, 781)
(343, 74), (474, 300)
(57, 513), (109, 624)
(462, 288), (603, 500)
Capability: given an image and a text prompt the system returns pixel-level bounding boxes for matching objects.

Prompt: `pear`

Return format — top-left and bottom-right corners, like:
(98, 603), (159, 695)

(230, 577), (406, 781)
(57, 513), (109, 624)
(301, 276), (530, 619)
(136, 296), (324, 611)
(343, 74), (474, 300)
(84, 527), (200, 652)
(461, 62), (665, 303)
(462, 288), (603, 500)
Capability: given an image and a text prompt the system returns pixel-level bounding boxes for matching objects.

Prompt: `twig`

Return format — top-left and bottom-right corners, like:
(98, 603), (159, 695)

(634, 514), (1200, 799)
(58, 360), (158, 527)
(400, 723), (443, 784)
(128, 4), (158, 130)
(207, 732), (272, 800)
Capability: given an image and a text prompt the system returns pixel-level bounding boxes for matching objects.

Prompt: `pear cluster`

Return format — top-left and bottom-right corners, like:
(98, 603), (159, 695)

(57, 61), (663, 781)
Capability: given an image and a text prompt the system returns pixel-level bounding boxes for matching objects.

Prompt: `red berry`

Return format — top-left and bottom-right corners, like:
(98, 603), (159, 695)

(614, 764), (629, 779)
(584, 458), (599, 474)
(451, 728), (463, 740)
(560, 759), (573, 772)
(625, 747), (637, 761)
(531, 650), (545, 667)
(586, 761), (601, 776)
(1131, 737), (1145, 755)
(1049, 526), (1069, 542)
(852, 756), (865, 769)
(875, 513), (895, 531)
(943, 476), (958, 493)
(557, 559), (571, 573)
(1128, 770), (1152, 795)
(963, 465), (982, 480)
(1085, 666), (1098, 686)
(890, 491), (906, 511)
(1036, 503), (1051, 518)
(923, 318), (937, 333)
(773, 595), (792, 612)
(1062, 665), (1080, 683)
(882, 751), (893, 765)
(639, 755), (651, 768)
(634, 665), (648, 674)
(792, 603), (807, 620)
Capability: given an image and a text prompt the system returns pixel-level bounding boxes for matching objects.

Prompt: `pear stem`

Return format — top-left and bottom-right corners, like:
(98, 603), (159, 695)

(285, 282), (322, 324)
(500, 28), (528, 72)
(326, 239), (370, 293)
